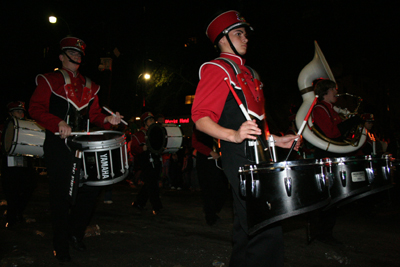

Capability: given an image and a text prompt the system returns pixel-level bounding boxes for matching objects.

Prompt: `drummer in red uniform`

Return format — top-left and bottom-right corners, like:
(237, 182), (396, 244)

(1, 101), (36, 229)
(29, 37), (123, 263)
(191, 10), (299, 266)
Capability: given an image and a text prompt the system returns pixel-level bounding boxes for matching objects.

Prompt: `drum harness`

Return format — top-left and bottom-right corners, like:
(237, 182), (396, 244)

(216, 58), (299, 200)
(58, 69), (93, 203)
(215, 57), (275, 164)
(59, 69), (93, 135)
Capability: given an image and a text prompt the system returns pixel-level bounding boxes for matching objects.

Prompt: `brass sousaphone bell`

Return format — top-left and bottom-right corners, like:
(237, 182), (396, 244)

(295, 41), (367, 153)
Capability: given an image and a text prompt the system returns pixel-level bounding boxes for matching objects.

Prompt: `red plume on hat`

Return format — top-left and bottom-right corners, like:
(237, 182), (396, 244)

(60, 37), (86, 55)
(206, 10), (252, 44)
(7, 101), (25, 112)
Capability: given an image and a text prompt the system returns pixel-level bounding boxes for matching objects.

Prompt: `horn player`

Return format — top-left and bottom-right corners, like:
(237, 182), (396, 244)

(310, 78), (364, 246)
(312, 79), (364, 158)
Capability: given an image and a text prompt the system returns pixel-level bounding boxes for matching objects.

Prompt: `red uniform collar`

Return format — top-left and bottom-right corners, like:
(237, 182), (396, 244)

(219, 52), (246, 66)
(321, 100), (334, 109)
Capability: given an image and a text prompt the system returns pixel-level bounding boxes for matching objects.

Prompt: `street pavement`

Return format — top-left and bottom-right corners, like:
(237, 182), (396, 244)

(1, 173), (399, 267)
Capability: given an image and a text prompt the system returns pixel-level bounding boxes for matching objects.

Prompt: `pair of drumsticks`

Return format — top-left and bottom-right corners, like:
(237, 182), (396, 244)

(224, 78), (318, 162)
(55, 107), (128, 136)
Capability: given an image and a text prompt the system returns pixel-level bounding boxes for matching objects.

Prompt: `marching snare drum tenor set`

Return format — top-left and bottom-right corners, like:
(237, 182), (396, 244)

(238, 41), (396, 235)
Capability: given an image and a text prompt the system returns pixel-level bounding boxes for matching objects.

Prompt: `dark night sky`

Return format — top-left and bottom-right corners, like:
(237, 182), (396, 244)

(1, 0), (399, 134)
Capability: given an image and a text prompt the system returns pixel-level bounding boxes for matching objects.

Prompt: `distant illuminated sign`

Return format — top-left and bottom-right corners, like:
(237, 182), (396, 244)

(165, 118), (191, 124)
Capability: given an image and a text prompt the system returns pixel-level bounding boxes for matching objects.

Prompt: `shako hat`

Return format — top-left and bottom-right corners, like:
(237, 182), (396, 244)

(60, 37), (86, 55)
(206, 10), (252, 44)
(140, 112), (155, 124)
(7, 101), (25, 112)
(361, 113), (374, 122)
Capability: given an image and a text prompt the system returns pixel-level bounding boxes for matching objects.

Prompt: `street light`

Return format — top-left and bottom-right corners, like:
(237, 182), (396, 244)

(49, 16), (72, 36)
(136, 73), (151, 115)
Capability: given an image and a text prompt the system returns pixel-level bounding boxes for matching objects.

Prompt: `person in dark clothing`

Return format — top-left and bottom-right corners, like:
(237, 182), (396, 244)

(131, 112), (163, 214)
(192, 126), (228, 226)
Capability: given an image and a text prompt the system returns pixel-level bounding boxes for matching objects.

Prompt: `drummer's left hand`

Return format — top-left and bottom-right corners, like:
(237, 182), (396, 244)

(274, 134), (302, 150)
(105, 112), (124, 125)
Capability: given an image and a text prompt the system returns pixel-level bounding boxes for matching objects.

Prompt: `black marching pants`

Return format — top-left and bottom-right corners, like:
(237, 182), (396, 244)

(44, 137), (101, 254)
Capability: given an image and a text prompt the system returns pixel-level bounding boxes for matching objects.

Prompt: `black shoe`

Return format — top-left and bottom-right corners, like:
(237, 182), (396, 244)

(54, 250), (71, 263)
(69, 236), (86, 251)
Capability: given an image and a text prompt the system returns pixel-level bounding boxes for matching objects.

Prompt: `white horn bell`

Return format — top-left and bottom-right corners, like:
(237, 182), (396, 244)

(295, 41), (366, 154)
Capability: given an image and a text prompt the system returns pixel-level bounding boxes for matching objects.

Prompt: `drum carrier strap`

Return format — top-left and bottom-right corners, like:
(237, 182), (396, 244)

(215, 57), (260, 82)
(216, 57), (270, 164)
(58, 69), (92, 89)
(57, 69), (93, 131)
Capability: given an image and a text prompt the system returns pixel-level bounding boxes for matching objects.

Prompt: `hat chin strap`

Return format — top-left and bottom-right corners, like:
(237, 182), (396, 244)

(225, 34), (241, 56)
(62, 50), (82, 65)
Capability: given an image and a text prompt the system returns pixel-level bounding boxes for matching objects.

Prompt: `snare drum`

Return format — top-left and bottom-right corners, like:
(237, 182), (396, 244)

(1, 117), (45, 157)
(146, 123), (183, 154)
(325, 155), (394, 208)
(350, 154), (394, 201)
(240, 159), (330, 235)
(72, 131), (129, 186)
(323, 156), (371, 208)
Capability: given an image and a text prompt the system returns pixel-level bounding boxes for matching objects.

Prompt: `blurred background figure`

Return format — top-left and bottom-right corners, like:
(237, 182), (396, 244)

(192, 126), (228, 226)
(1, 101), (37, 229)
(131, 112), (163, 214)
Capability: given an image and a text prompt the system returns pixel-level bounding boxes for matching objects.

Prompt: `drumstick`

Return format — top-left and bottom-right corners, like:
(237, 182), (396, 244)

(103, 106), (128, 125)
(224, 78), (262, 164)
(55, 132), (104, 136)
(284, 95), (318, 161)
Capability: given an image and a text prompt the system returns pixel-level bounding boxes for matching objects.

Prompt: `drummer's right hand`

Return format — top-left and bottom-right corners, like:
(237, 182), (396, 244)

(234, 120), (261, 143)
(58, 121), (72, 139)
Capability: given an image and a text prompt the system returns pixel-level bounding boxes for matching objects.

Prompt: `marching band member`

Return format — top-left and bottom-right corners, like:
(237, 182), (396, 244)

(312, 79), (363, 158)
(29, 37), (122, 263)
(311, 78), (364, 246)
(359, 113), (384, 156)
(131, 112), (163, 215)
(191, 10), (299, 266)
(1, 101), (36, 229)
(192, 126), (228, 226)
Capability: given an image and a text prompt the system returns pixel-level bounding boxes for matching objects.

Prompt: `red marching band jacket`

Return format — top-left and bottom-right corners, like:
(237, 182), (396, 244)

(29, 68), (109, 133)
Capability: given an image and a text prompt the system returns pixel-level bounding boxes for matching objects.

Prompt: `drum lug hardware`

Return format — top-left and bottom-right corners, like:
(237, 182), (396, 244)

(284, 177), (292, 197)
(365, 160), (375, 184)
(315, 173), (325, 192)
(266, 201), (272, 210)
(339, 159), (347, 187)
(381, 166), (389, 180)
(239, 167), (246, 197)
(382, 155), (391, 180)
(250, 165), (260, 198)
(339, 171), (347, 187)
(324, 159), (334, 189)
